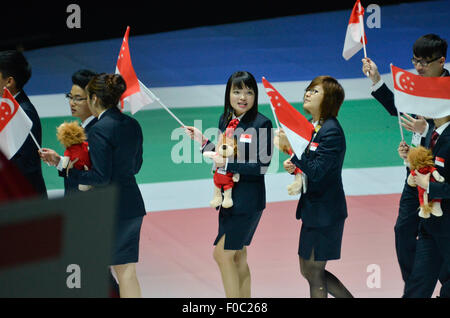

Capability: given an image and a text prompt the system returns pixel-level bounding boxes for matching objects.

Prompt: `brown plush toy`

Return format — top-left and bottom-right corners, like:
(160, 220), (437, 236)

(406, 146), (445, 218)
(274, 128), (303, 195)
(203, 133), (240, 208)
(56, 121), (92, 191)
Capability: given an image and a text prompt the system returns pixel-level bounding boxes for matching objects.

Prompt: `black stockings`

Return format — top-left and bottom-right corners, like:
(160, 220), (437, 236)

(300, 250), (353, 298)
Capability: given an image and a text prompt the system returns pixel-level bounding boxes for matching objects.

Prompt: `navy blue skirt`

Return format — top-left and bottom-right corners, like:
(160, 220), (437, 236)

(214, 207), (263, 250)
(111, 216), (144, 266)
(298, 219), (345, 261)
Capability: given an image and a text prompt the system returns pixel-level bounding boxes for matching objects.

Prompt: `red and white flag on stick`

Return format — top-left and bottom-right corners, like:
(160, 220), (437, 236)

(115, 26), (185, 126)
(391, 64), (450, 118)
(116, 26), (154, 115)
(342, 0), (368, 60)
(262, 77), (314, 156)
(0, 88), (33, 159)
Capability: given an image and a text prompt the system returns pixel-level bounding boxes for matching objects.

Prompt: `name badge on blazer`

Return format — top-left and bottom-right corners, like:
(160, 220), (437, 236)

(240, 134), (252, 143)
(309, 142), (319, 151)
(435, 156), (445, 167)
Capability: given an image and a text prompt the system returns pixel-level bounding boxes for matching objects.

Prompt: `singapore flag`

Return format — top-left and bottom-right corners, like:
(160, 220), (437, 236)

(262, 77), (314, 156)
(0, 88), (33, 159)
(391, 64), (450, 118)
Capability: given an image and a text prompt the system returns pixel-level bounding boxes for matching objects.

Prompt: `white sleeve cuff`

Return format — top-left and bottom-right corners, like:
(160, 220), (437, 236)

(371, 79), (384, 92)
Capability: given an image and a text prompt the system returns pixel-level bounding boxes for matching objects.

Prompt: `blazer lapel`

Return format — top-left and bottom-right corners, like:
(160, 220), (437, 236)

(432, 124), (450, 155)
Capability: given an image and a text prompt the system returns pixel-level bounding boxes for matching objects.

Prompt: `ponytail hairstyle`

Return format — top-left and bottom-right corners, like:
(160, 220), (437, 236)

(86, 73), (126, 109)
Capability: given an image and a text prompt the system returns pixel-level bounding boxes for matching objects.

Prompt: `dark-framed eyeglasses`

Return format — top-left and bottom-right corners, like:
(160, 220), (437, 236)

(411, 56), (442, 67)
(65, 93), (87, 104)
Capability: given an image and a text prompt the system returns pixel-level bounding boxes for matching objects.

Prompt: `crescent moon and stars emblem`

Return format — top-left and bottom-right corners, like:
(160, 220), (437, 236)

(0, 97), (18, 130)
(395, 71), (416, 92)
(264, 88), (282, 107)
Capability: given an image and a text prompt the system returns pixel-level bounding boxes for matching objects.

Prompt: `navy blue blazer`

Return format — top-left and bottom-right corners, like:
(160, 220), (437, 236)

(61, 117), (98, 196)
(427, 124), (450, 213)
(66, 107), (145, 219)
(10, 91), (47, 197)
(203, 112), (273, 213)
(291, 117), (347, 228)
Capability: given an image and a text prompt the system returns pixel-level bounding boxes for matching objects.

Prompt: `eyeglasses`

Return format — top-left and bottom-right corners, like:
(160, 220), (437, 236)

(65, 93), (87, 104)
(411, 56), (442, 67)
(305, 88), (320, 95)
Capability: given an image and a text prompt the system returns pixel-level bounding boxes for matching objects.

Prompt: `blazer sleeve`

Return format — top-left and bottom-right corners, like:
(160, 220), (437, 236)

(291, 126), (344, 184)
(134, 123), (144, 174)
(66, 127), (113, 186)
(371, 83), (398, 116)
(226, 119), (273, 176)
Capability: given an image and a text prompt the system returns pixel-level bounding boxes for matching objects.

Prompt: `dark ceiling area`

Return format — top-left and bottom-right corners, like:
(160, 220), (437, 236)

(2, 0), (428, 51)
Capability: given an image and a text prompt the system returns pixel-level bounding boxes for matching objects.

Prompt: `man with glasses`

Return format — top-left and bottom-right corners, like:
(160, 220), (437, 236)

(361, 34), (448, 294)
(40, 69), (98, 194)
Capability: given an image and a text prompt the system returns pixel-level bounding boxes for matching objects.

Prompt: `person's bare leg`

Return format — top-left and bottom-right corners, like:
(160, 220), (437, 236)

(112, 263), (142, 298)
(235, 246), (251, 298)
(213, 235), (240, 298)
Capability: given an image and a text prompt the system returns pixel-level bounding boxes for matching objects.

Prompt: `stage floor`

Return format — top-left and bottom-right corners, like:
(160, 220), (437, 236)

(135, 193), (440, 298)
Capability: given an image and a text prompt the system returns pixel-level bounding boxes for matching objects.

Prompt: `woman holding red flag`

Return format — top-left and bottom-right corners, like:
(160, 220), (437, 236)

(185, 71), (273, 298)
(284, 75), (353, 298)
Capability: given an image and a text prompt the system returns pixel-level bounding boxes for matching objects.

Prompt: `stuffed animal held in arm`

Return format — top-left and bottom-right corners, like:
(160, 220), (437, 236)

(56, 121), (92, 191)
(406, 146), (445, 218)
(203, 133), (240, 208)
(274, 128), (303, 195)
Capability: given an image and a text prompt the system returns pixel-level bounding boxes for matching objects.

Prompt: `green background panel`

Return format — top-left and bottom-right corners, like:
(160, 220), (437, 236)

(40, 99), (411, 190)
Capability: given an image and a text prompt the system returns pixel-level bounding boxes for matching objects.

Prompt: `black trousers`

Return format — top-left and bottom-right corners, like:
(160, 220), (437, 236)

(395, 182), (420, 283)
(403, 214), (450, 298)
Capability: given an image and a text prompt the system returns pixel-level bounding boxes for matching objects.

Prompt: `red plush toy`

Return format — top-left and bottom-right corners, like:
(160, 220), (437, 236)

(56, 121), (92, 191)
(407, 146), (445, 218)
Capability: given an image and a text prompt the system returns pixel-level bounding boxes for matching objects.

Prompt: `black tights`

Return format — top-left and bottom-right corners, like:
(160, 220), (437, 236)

(300, 250), (353, 298)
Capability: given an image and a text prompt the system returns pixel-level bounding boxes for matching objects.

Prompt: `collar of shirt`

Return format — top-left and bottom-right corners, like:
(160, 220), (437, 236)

(435, 120), (450, 136)
(232, 113), (245, 121)
(98, 109), (108, 120)
(81, 115), (95, 128)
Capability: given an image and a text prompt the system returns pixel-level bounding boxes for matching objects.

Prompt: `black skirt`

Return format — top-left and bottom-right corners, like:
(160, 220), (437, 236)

(111, 216), (144, 266)
(298, 219), (345, 261)
(214, 207), (263, 250)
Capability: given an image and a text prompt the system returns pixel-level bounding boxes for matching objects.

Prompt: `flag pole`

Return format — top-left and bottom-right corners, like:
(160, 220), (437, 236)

(138, 80), (186, 127)
(358, 1), (367, 58)
(29, 131), (42, 151)
(390, 64), (405, 141)
(262, 77), (281, 131)
(358, 1), (370, 77)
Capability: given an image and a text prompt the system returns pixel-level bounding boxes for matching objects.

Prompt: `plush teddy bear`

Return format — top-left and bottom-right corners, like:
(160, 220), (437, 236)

(274, 128), (303, 195)
(56, 121), (92, 191)
(203, 133), (240, 208)
(406, 146), (445, 218)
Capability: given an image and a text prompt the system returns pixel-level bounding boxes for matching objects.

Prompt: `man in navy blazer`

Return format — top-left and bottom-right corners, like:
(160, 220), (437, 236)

(362, 34), (448, 284)
(0, 50), (47, 197)
(403, 116), (450, 298)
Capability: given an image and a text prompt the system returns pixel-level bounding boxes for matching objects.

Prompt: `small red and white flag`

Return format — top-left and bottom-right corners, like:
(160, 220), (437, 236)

(262, 77), (314, 156)
(435, 156), (445, 167)
(391, 64), (450, 118)
(239, 134), (252, 143)
(342, 0), (367, 60)
(0, 88), (33, 160)
(116, 26), (154, 115)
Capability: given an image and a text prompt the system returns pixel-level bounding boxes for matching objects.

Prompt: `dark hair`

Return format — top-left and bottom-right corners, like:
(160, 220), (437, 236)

(86, 73), (126, 109)
(413, 34), (447, 59)
(224, 71), (259, 123)
(72, 69), (97, 88)
(0, 50), (32, 90)
(305, 75), (345, 122)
